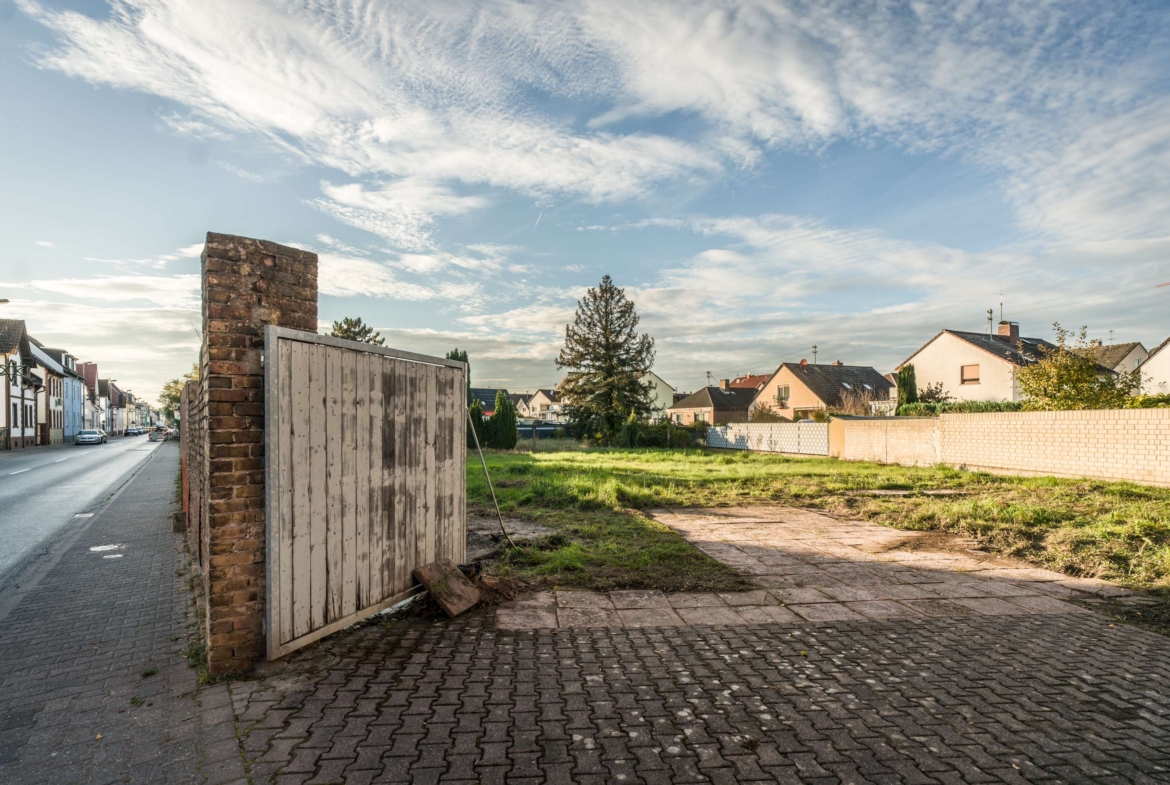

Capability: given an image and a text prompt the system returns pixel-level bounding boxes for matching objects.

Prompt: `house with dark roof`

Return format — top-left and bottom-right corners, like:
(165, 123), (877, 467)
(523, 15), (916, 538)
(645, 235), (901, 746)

(754, 360), (895, 420)
(897, 321), (1057, 402)
(1077, 341), (1147, 376)
(667, 384), (755, 425)
(1142, 336), (1170, 395)
(1, 319), (41, 449)
(469, 387), (509, 416)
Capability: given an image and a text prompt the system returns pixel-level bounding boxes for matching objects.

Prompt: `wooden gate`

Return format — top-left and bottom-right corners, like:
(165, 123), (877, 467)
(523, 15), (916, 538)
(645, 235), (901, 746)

(264, 326), (467, 659)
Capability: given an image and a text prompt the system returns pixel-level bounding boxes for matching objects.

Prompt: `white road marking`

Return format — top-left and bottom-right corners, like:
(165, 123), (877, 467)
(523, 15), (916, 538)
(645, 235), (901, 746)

(55, 457), (73, 463)
(10, 469), (30, 475)
(75, 513), (94, 518)
(103, 554), (123, 559)
(89, 544), (121, 552)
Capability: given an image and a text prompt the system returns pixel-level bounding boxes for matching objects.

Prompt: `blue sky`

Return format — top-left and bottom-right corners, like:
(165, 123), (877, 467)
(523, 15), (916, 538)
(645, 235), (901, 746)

(2, 0), (1170, 403)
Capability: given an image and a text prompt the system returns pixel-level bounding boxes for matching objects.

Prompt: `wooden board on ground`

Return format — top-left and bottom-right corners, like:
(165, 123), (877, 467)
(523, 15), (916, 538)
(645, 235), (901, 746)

(413, 559), (480, 617)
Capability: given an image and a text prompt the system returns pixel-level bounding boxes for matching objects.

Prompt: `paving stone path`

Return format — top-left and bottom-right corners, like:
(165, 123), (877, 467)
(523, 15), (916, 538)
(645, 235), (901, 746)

(229, 504), (1170, 783)
(498, 506), (1127, 630)
(0, 442), (246, 785)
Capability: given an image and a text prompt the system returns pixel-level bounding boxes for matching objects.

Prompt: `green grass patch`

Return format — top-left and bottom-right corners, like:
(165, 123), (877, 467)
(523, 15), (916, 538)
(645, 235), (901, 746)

(469, 447), (1170, 592)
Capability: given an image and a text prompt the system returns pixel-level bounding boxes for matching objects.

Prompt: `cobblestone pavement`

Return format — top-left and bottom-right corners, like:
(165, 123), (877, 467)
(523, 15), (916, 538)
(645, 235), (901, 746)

(231, 606), (1170, 784)
(0, 442), (246, 785)
(496, 506), (1134, 632)
(231, 505), (1168, 784)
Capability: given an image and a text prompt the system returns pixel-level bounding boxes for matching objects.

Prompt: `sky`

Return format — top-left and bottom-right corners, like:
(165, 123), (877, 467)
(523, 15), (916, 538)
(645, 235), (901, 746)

(2, 0), (1169, 405)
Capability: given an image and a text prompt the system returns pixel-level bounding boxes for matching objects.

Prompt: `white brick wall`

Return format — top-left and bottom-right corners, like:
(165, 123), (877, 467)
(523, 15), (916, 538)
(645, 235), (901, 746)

(707, 422), (829, 455)
(833, 409), (1170, 486)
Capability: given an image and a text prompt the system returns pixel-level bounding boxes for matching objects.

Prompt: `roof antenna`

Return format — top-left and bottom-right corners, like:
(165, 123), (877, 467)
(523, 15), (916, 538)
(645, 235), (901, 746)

(1108, 329), (1114, 345)
(706, 370), (713, 386)
(812, 344), (818, 365)
(987, 308), (994, 334)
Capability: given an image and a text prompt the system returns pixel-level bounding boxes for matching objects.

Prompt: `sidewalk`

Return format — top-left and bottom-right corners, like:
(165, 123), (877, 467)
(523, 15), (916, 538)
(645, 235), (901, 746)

(0, 441), (246, 785)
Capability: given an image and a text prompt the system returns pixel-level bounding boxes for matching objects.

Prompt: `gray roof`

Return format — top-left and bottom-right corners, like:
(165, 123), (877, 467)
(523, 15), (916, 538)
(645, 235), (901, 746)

(668, 386), (755, 411)
(774, 363), (895, 408)
(902, 329), (1056, 370)
(469, 387), (508, 410)
(1078, 341), (1144, 370)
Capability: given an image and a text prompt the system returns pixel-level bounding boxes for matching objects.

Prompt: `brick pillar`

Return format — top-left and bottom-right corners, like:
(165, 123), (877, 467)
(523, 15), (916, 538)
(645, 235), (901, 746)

(201, 232), (317, 674)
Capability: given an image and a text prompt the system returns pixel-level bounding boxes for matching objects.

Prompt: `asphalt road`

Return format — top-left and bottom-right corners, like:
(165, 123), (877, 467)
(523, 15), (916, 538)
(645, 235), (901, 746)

(0, 436), (164, 590)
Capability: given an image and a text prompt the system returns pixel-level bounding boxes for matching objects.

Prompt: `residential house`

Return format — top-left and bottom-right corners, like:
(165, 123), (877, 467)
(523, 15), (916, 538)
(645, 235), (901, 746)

(728, 373), (770, 391)
(553, 371), (675, 421)
(667, 382), (755, 424)
(640, 371), (676, 422)
(755, 360), (895, 420)
(469, 387), (508, 416)
(78, 362), (102, 428)
(1, 319), (41, 450)
(1143, 337), (1170, 395)
(99, 379), (128, 435)
(897, 321), (1057, 402)
(526, 389), (563, 421)
(1079, 341), (1147, 377)
(506, 392), (529, 415)
(39, 347), (85, 442)
(29, 339), (66, 445)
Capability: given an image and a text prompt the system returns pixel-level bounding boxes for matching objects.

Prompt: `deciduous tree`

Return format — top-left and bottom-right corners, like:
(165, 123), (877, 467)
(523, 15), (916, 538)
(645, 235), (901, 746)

(556, 275), (655, 439)
(1017, 324), (1141, 410)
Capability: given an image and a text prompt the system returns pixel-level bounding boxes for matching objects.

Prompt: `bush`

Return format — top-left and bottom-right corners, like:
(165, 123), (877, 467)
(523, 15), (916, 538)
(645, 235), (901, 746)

(897, 400), (1023, 416)
(1126, 394), (1170, 409)
(618, 418), (704, 448)
(467, 400), (486, 448)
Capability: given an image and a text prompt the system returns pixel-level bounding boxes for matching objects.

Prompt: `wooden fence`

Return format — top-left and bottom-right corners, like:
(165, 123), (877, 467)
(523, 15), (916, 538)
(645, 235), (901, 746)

(264, 327), (467, 658)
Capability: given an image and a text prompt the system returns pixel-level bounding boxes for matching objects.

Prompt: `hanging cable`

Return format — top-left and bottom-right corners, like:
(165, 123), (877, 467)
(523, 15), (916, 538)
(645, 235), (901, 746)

(466, 407), (517, 549)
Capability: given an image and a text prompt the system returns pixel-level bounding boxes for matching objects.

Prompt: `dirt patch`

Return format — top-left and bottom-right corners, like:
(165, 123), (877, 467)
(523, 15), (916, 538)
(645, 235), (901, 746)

(476, 575), (529, 607)
(466, 516), (555, 560)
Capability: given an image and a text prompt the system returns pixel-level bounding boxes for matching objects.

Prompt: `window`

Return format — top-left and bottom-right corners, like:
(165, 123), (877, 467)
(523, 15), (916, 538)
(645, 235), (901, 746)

(961, 364), (980, 384)
(774, 385), (790, 405)
(695, 411), (708, 422)
(841, 382), (852, 390)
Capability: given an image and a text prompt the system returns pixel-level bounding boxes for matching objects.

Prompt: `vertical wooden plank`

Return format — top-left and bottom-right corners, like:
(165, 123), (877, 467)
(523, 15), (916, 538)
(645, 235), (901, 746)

(325, 346), (343, 623)
(382, 358), (399, 595)
(434, 368), (451, 563)
(367, 355), (383, 603)
(308, 343), (328, 632)
(341, 348), (358, 618)
(423, 363), (438, 565)
(292, 340), (311, 640)
(277, 337), (294, 644)
(411, 363), (426, 571)
(395, 359), (411, 593)
(355, 351), (371, 609)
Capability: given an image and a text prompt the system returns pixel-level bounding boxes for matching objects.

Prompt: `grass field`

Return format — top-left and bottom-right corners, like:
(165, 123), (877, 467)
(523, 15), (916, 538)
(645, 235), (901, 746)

(467, 447), (1170, 594)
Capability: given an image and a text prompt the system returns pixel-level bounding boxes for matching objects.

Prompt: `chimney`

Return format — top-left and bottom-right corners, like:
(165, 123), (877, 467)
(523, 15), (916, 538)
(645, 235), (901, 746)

(800, 358), (808, 367)
(833, 360), (843, 366)
(997, 321), (1019, 342)
(718, 378), (730, 390)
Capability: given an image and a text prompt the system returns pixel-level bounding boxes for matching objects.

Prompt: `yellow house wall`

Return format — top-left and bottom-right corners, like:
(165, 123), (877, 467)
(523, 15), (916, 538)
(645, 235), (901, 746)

(904, 333), (1018, 402)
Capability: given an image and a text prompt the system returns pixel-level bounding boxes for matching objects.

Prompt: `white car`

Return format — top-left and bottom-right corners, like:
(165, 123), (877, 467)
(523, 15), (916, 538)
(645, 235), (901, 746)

(76, 429), (107, 445)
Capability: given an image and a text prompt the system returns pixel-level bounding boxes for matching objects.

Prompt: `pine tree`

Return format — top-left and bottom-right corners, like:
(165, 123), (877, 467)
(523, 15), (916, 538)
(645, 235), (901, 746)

(445, 348), (471, 401)
(487, 389), (518, 449)
(330, 316), (385, 346)
(897, 364), (919, 408)
(467, 399), (486, 448)
(556, 275), (655, 439)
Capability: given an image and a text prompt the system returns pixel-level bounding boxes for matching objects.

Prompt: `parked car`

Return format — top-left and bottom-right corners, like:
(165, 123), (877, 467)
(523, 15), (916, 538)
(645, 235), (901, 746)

(77, 429), (107, 445)
(126, 427), (140, 436)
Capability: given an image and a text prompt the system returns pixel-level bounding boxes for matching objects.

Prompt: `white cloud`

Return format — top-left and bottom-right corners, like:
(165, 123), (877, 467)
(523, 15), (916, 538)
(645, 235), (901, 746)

(5, 274), (200, 309)
(34, 240), (54, 248)
(0, 298), (201, 403)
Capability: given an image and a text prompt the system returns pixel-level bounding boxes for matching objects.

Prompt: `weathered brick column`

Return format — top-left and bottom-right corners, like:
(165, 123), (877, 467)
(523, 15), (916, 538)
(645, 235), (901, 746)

(201, 232), (317, 674)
